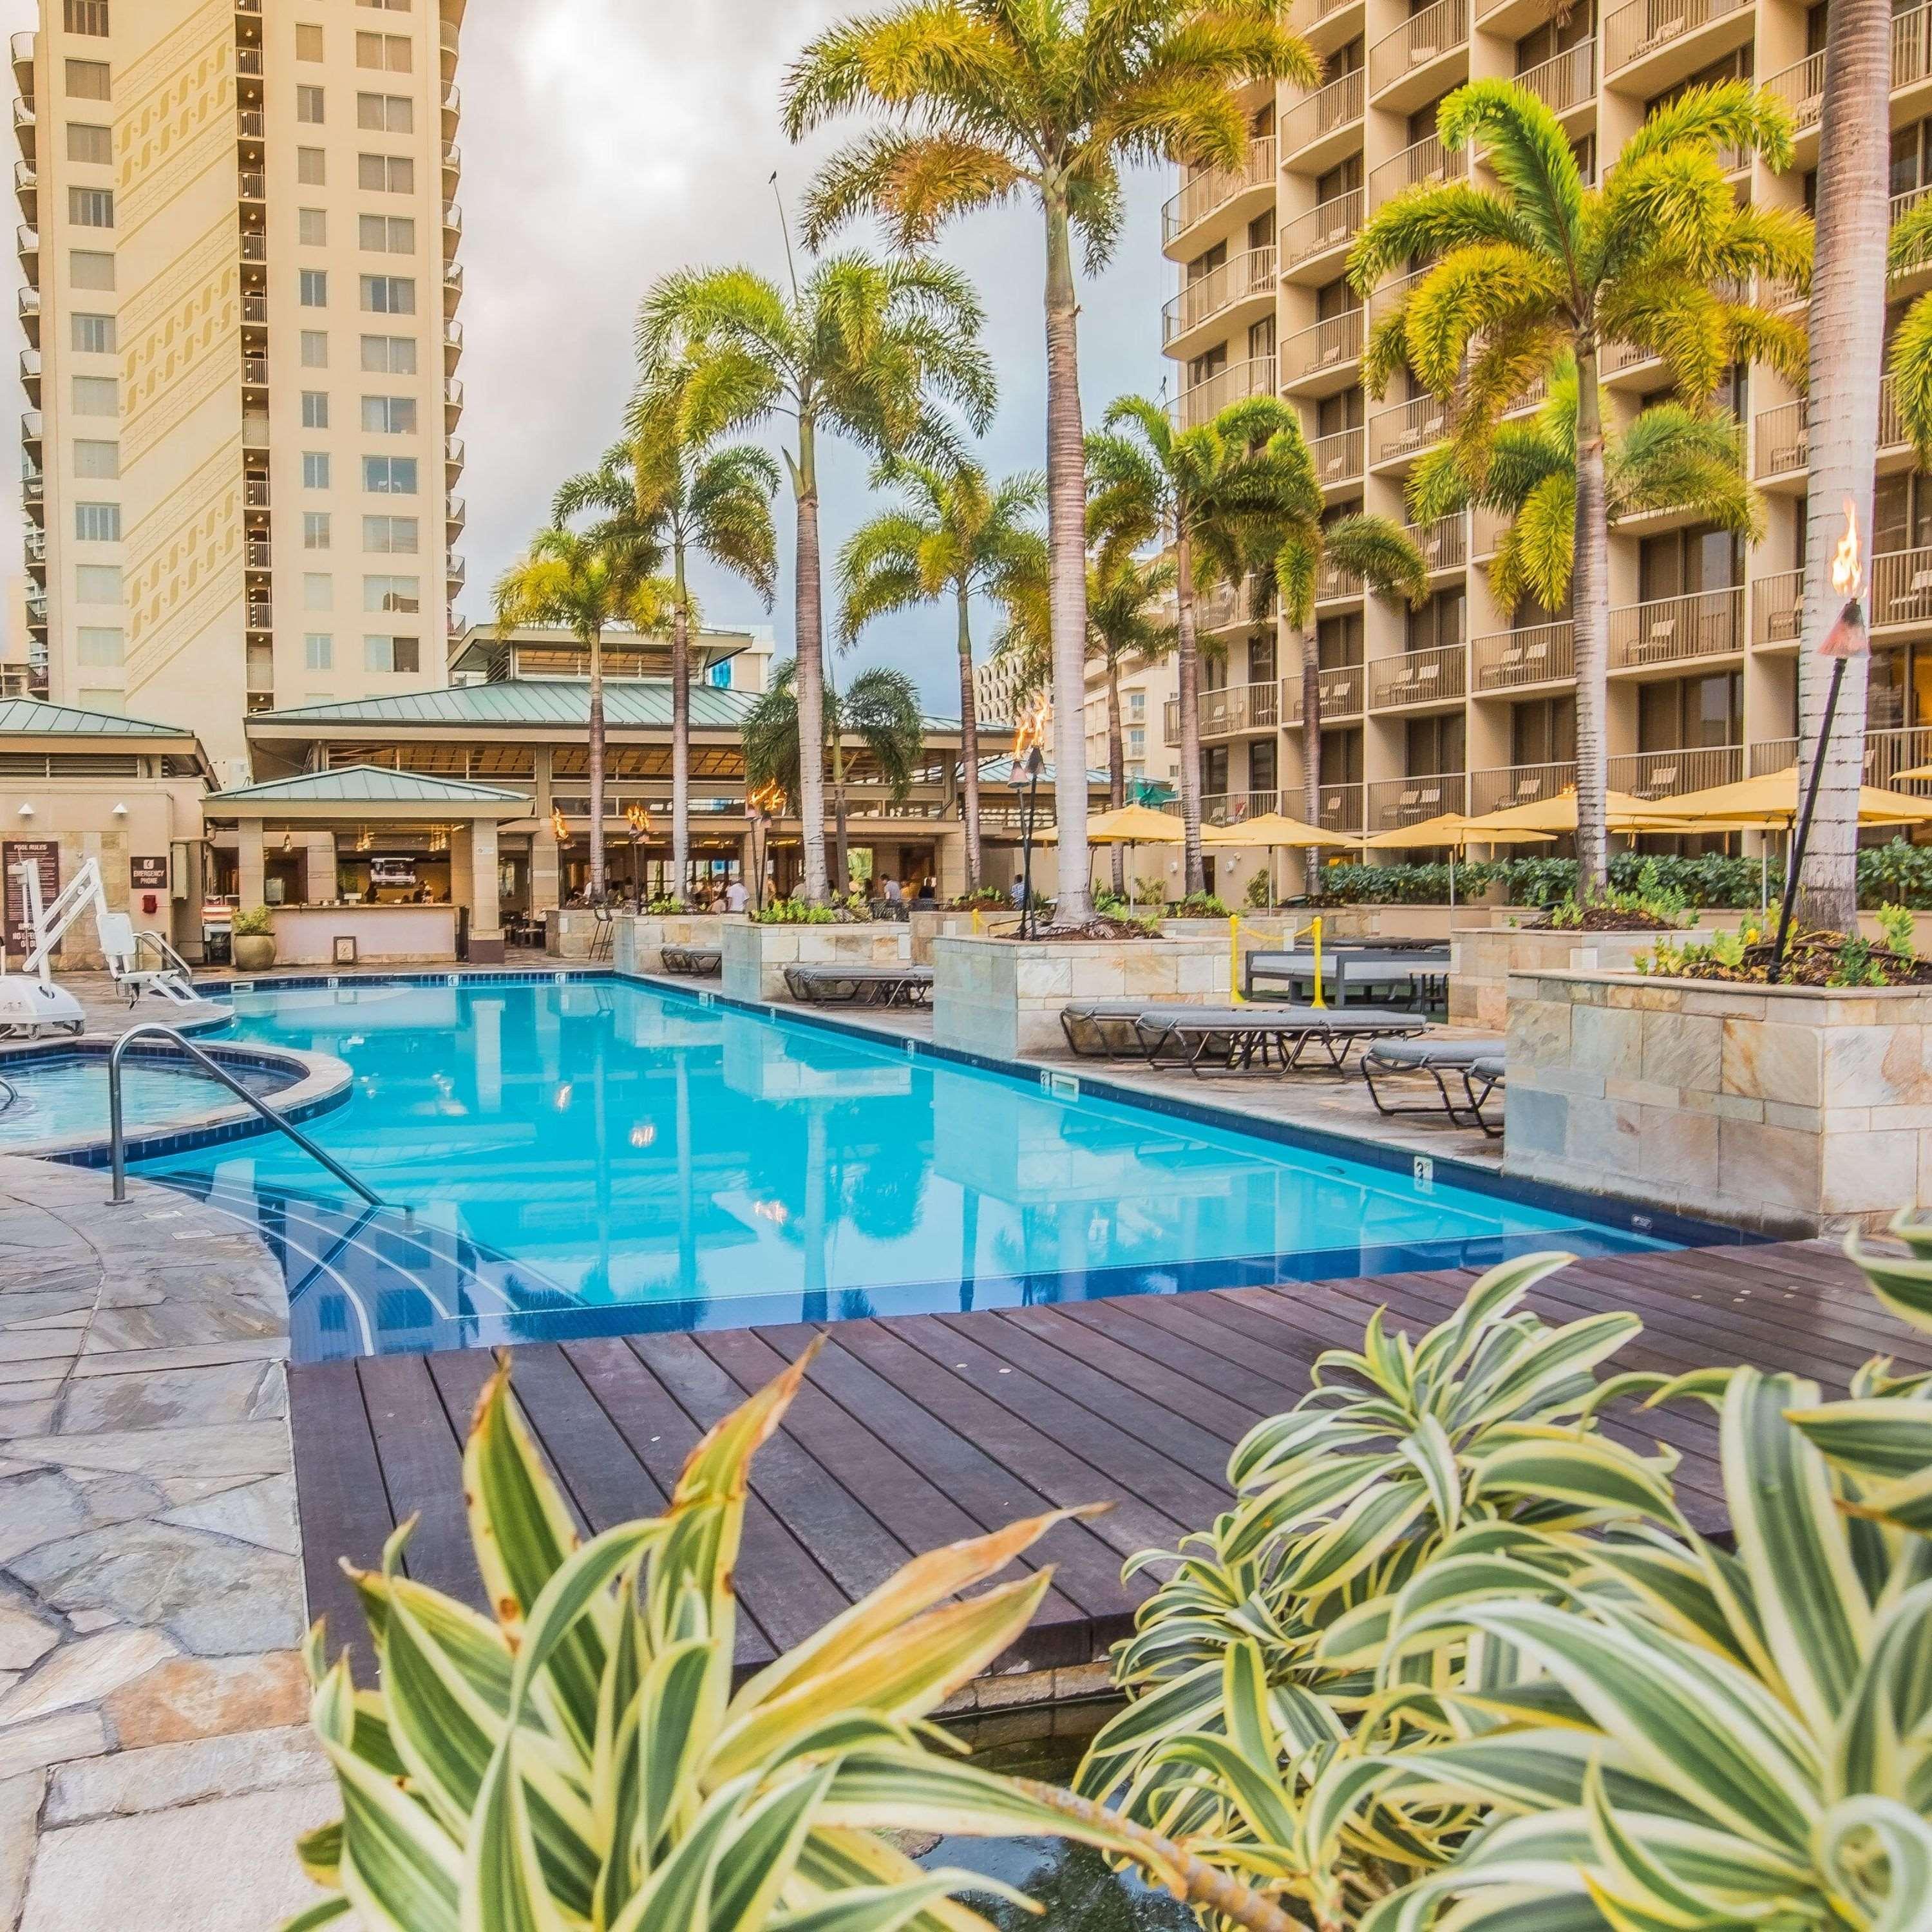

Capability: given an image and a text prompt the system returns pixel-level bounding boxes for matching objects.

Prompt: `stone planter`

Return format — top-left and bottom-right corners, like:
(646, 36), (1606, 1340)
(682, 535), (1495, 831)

(721, 920), (911, 1003)
(545, 909), (607, 961)
(1450, 915), (1753, 1028)
(931, 934), (1229, 1060)
(907, 907), (1022, 964)
(1318, 904), (1510, 943)
(1504, 966), (1932, 1235)
(231, 933), (276, 972)
(613, 912), (748, 976)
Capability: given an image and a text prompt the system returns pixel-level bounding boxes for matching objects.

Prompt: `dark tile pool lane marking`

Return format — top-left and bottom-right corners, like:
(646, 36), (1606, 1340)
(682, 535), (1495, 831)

(289, 1236), (1929, 1684)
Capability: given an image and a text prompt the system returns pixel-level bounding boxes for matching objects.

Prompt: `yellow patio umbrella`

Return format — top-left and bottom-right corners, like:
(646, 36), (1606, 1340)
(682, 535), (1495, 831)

(1363, 810), (1555, 909)
(1893, 763), (1932, 784)
(1204, 810), (1358, 908)
(1036, 800), (1182, 903)
(1647, 766), (1932, 828)
(1459, 788), (1694, 838)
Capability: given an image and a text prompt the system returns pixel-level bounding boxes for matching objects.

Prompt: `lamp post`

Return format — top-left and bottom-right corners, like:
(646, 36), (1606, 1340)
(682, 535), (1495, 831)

(1770, 499), (1870, 982)
(1009, 697), (1049, 940)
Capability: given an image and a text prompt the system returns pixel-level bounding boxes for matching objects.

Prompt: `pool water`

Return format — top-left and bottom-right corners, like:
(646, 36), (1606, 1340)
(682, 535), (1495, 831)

(136, 978), (1683, 1360)
(0, 1054), (283, 1148)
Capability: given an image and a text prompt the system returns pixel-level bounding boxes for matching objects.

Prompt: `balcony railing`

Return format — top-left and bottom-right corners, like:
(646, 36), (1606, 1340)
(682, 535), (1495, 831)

(1162, 679), (1281, 744)
(1470, 760), (1576, 817)
(247, 538), (272, 569)
(236, 45), (262, 77)
(243, 293), (267, 325)
(240, 231), (265, 263)
(1608, 744), (1743, 800)
(1752, 398), (1806, 479)
(1608, 585), (1744, 668)
(245, 478), (270, 508)
(1604, 0), (1750, 76)
(242, 354), (267, 387)
(1371, 644), (1466, 710)
(1370, 0), (1469, 95)
(246, 600), (272, 630)
(1472, 620), (1575, 691)
(237, 107), (264, 140)
(1871, 544), (1932, 631)
(1368, 261), (1429, 325)
(1280, 309), (1362, 386)
(1752, 570), (1804, 645)
(1368, 772), (1467, 828)
(1280, 190), (1362, 271)
(1172, 353), (1275, 428)
(1304, 661), (1365, 719)
(448, 554), (467, 588)
(241, 412), (269, 446)
(1370, 391), (1449, 465)
(1163, 137), (1276, 243)
(1472, 506), (1509, 557)
(19, 409), (39, 444)
(1198, 790), (1282, 828)
(1193, 576), (1273, 630)
(1895, 0), (1932, 92)
(1764, 48), (1824, 130)
(1408, 515), (1466, 574)
(448, 496), (467, 533)
(1315, 558), (1363, 603)
(1368, 132), (1468, 209)
(1309, 424), (1365, 488)
(1163, 243), (1276, 341)
(1517, 39), (1596, 113)
(1282, 69), (1364, 160)
(238, 167), (264, 200)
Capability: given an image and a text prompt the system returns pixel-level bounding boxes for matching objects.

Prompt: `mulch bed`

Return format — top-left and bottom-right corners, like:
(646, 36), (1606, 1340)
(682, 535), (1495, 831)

(1672, 932), (1932, 987)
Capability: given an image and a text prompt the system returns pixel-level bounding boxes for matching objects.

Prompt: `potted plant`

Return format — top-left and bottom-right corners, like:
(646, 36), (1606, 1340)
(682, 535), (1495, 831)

(229, 904), (276, 972)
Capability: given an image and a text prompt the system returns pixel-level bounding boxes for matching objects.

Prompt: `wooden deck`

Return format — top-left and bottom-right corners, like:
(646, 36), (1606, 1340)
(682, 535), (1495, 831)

(289, 1239), (1927, 1679)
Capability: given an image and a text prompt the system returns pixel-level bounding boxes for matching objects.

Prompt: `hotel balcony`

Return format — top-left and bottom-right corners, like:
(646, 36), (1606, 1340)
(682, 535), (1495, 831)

(1369, 392), (1448, 470)
(12, 157), (30, 225)
(448, 495), (466, 536)
(442, 83), (462, 136)
(1162, 678), (1280, 746)
(445, 319), (464, 367)
(1315, 558), (1363, 605)
(1367, 771), (1467, 829)
(1309, 424), (1365, 492)
(1370, 643), (1466, 712)
(1315, 781), (1365, 835)
(9, 32), (30, 98)
(242, 352), (267, 392)
(1162, 137), (1276, 251)
(1282, 661), (1365, 724)
(1470, 759), (1575, 816)
(443, 141), (461, 191)
(1607, 585), (1744, 672)
(21, 468), (43, 516)
(12, 97), (33, 165)
(444, 260), (464, 314)
(1193, 575), (1274, 632)
(1280, 191), (1361, 281)
(19, 408), (39, 453)
(238, 166), (265, 203)
(1281, 68), (1363, 171)
(246, 599), (273, 633)
(24, 590), (45, 626)
(1517, 38), (1596, 117)
(23, 526), (43, 565)
(1162, 244), (1276, 350)
(1870, 544), (1932, 636)
(1472, 506), (1509, 558)
(1280, 310), (1362, 395)
(1602, 0), (1750, 87)
(1607, 744), (1743, 801)
(242, 411), (269, 450)
(242, 292), (267, 328)
(237, 106), (264, 142)
(247, 537), (272, 570)
(1368, 131), (1469, 211)
(1170, 352), (1274, 429)
(1368, 0), (1469, 108)
(240, 230), (265, 263)
(1899, 0), (1932, 98)
(1754, 383), (1911, 489)
(1763, 48), (1824, 135)
(1408, 514), (1466, 578)
(1197, 790), (1282, 828)
(446, 437), (466, 478)
(440, 15), (460, 78)
(1753, 724), (1932, 788)
(1751, 571), (1804, 648)
(245, 477), (270, 509)
(448, 554), (466, 589)
(14, 222), (34, 287)
(17, 346), (35, 406)
(16, 283), (35, 348)
(1367, 261), (1428, 327)
(443, 204), (463, 254)
(1472, 620), (1575, 693)
(446, 378), (465, 428)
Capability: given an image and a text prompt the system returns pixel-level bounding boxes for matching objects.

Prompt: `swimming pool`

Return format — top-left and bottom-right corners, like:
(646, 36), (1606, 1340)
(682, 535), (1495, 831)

(136, 976), (1710, 1361)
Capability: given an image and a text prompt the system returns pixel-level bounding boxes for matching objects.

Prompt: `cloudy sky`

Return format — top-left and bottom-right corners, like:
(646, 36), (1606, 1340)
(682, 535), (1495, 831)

(5, 0), (1172, 709)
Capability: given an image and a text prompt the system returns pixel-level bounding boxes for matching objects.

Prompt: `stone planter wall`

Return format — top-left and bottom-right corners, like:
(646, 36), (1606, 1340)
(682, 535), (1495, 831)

(545, 910), (605, 961)
(1449, 915), (1754, 1028)
(613, 912), (747, 976)
(931, 934), (1229, 1060)
(1504, 966), (1932, 1235)
(1315, 904), (1510, 943)
(721, 920), (911, 1003)
(907, 907), (1023, 963)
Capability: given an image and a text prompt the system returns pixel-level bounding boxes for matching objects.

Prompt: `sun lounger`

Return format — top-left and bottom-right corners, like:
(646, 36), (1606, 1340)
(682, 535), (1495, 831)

(659, 945), (722, 976)
(1463, 1054), (1506, 1137)
(1361, 1035), (1508, 1126)
(781, 963), (933, 1007)
(1244, 947), (1451, 1007)
(1059, 1000), (1162, 1058)
(1133, 1005), (1431, 1073)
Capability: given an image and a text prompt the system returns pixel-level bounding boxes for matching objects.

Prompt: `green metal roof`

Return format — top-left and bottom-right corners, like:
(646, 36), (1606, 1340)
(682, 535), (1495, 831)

(0, 696), (194, 739)
(206, 764), (526, 806)
(249, 679), (762, 732)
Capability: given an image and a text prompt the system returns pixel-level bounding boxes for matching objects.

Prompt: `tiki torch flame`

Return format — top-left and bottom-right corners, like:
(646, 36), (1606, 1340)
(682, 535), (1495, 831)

(1011, 696), (1050, 776)
(1832, 498), (1863, 599)
(1821, 497), (1870, 659)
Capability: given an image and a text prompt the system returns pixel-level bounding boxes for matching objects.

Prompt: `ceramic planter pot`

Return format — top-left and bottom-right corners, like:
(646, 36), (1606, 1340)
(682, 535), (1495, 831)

(232, 933), (276, 972)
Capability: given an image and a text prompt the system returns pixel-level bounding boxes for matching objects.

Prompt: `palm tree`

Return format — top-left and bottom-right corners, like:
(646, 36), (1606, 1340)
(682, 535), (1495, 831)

(555, 384), (779, 906)
(495, 526), (661, 903)
(742, 660), (926, 894)
(782, 0), (1318, 926)
(1349, 79), (1807, 896)
(638, 255), (994, 905)
(838, 459), (1045, 893)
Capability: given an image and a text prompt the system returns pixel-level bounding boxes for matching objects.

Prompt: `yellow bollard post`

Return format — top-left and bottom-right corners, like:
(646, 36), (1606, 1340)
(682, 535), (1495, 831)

(1229, 914), (1243, 1004)
(972, 907), (984, 936)
(1310, 914), (1326, 1010)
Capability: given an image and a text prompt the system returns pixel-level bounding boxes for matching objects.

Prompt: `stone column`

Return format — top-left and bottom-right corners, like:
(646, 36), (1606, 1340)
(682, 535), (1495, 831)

(935, 828), (967, 900)
(236, 820), (266, 908)
(531, 827), (560, 911)
(464, 818), (504, 961)
(299, 833), (336, 905)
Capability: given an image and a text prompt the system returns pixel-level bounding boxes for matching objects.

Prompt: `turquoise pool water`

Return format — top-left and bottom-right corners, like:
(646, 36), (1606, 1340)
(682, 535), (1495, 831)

(135, 978), (1685, 1360)
(0, 1054), (283, 1148)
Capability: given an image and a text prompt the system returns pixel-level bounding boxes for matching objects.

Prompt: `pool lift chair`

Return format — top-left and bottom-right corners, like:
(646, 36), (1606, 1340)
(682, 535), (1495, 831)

(0, 858), (83, 1036)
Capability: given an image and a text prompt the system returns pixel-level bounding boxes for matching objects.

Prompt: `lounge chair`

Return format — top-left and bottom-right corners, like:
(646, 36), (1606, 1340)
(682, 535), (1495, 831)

(1133, 1004), (1430, 1074)
(1361, 1035), (1508, 1127)
(1244, 947), (1451, 1009)
(1463, 1054), (1506, 1137)
(659, 945), (721, 976)
(781, 963), (933, 1007)
(1059, 1000), (1160, 1059)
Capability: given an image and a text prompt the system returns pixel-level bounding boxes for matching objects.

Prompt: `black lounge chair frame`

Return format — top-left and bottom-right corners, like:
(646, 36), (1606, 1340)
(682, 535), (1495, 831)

(1133, 1007), (1430, 1074)
(781, 963), (934, 1007)
(659, 945), (722, 976)
(1361, 1039), (1508, 1130)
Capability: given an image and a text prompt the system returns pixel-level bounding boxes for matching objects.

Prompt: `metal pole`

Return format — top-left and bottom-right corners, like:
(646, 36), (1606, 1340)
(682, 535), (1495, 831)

(1768, 656), (1847, 983)
(1018, 770), (1039, 941)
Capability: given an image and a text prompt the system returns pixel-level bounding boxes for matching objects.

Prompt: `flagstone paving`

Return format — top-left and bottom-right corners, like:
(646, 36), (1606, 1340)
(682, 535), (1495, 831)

(0, 1154), (335, 1931)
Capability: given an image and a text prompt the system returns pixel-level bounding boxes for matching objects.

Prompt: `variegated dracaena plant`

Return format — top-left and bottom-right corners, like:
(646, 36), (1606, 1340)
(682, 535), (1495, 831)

(283, 1342), (1262, 1932)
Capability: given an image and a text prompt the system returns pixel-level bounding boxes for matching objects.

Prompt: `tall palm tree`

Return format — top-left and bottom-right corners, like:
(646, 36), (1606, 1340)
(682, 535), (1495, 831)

(638, 254), (993, 905)
(1349, 79), (1807, 896)
(782, 0), (1318, 925)
(838, 459), (1045, 893)
(743, 660), (926, 894)
(495, 526), (661, 903)
(554, 385), (780, 906)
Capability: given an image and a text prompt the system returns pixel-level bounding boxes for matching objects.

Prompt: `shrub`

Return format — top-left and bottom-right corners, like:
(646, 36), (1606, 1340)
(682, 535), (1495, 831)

(1173, 891), (1232, 918)
(750, 896), (840, 925)
(951, 887), (1010, 910)
(1245, 871), (1273, 909)
(231, 904), (274, 937)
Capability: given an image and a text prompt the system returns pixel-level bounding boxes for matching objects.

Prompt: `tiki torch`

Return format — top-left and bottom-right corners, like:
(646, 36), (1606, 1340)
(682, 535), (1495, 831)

(1770, 498), (1869, 982)
(746, 781), (783, 912)
(1009, 697), (1049, 940)
(624, 801), (651, 904)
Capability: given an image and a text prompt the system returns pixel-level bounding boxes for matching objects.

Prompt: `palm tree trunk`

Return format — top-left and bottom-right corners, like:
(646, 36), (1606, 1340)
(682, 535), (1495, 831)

(1797, 0), (1888, 931)
(1044, 188), (1092, 925)
(1106, 656), (1126, 897)
(671, 547), (692, 907)
(1571, 344), (1611, 899)
(793, 417), (831, 904)
(587, 623), (607, 902)
(1302, 647), (1323, 895)
(1174, 531), (1206, 896)
(956, 582), (983, 893)
(828, 669), (851, 896)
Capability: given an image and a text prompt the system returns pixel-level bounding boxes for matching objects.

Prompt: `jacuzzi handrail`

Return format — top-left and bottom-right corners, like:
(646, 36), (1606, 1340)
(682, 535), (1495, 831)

(107, 1023), (392, 1214)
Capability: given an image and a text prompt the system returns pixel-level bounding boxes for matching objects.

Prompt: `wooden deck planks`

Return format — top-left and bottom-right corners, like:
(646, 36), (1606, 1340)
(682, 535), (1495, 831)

(289, 1238), (1932, 1682)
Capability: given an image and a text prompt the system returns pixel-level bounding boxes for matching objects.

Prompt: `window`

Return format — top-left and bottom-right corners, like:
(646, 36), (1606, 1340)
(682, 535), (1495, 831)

(299, 268), (328, 307)
(303, 451), (332, 489)
(64, 59), (109, 100)
(305, 633), (334, 670)
(356, 92), (413, 133)
(303, 511), (332, 549)
(297, 146), (326, 185)
(357, 153), (415, 193)
(71, 375), (117, 415)
(358, 214), (415, 252)
(70, 312), (113, 353)
(355, 31), (412, 70)
(361, 394), (417, 434)
(363, 514), (418, 553)
(75, 502), (120, 542)
(362, 455), (417, 494)
(67, 187), (113, 228)
(64, 0), (110, 32)
(303, 573), (334, 611)
(77, 626), (123, 665)
(363, 635), (421, 674)
(359, 0), (412, 10)
(359, 274), (415, 314)
(66, 122), (111, 166)
(296, 85), (325, 124)
(296, 22), (324, 59)
(69, 250), (114, 290)
(301, 390), (330, 429)
(298, 207), (327, 247)
(1126, 691), (1145, 721)
(73, 439), (118, 477)
(1405, 585), (1465, 655)
(300, 329), (328, 368)
(359, 334), (416, 374)
(75, 564), (120, 601)
(363, 573), (420, 613)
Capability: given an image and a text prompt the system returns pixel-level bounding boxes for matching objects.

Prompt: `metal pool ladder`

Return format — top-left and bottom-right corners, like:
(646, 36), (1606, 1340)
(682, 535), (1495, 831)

(106, 1022), (393, 1213)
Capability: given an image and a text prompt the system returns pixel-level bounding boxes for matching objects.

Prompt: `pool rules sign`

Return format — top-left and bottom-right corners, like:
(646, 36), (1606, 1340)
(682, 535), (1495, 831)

(2, 840), (57, 961)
